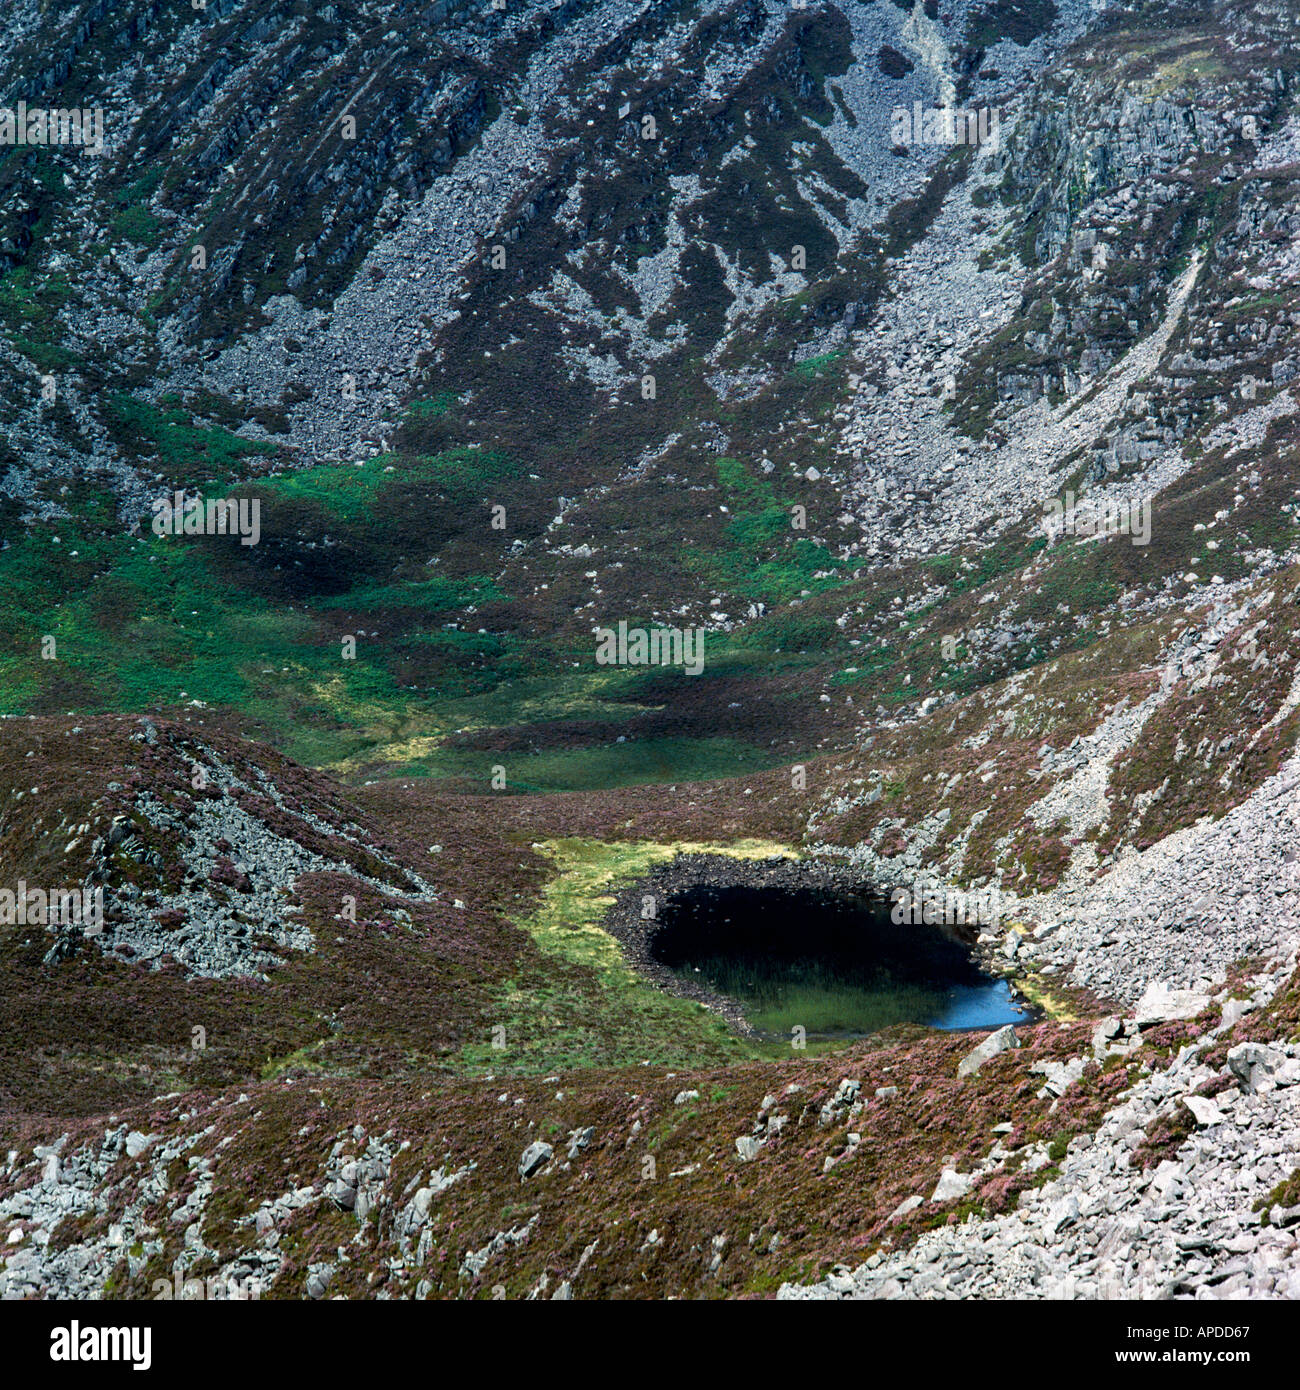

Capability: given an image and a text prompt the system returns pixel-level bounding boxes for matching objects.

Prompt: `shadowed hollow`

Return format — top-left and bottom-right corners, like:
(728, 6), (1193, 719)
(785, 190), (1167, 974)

(649, 885), (1028, 1041)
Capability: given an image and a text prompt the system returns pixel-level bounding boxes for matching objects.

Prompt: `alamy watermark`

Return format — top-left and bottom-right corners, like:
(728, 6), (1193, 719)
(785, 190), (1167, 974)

(1043, 491), (1151, 547)
(891, 104), (1001, 151)
(0, 882), (103, 934)
(891, 884), (1003, 928)
(152, 1268), (262, 1300)
(151, 492), (261, 546)
(0, 103), (103, 152)
(595, 620), (705, 676)
(49, 1323), (150, 1370)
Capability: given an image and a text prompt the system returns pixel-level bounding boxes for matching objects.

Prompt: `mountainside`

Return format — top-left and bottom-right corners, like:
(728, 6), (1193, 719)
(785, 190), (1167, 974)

(3, 0), (1300, 1310)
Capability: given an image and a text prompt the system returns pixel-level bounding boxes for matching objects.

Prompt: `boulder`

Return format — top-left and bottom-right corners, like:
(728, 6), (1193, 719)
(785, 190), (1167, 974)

(518, 1141), (554, 1179)
(889, 1194), (924, 1221)
(1133, 981), (1210, 1028)
(1093, 1016), (1122, 1047)
(124, 1130), (157, 1159)
(1227, 1041), (1295, 1091)
(1092, 1015), (1130, 1059)
(1219, 997), (1251, 1031)
(957, 1024), (1019, 1078)
(1181, 1094), (1224, 1127)
(1032, 1056), (1090, 1096)
(931, 1169), (973, 1203)
(1048, 1194), (1080, 1233)
(328, 1182), (357, 1211)
(566, 1126), (595, 1159)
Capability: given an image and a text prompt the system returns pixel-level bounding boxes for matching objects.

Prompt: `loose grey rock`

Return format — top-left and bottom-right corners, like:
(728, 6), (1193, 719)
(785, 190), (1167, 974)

(1182, 1095), (1224, 1127)
(957, 1025), (1019, 1079)
(1134, 981), (1211, 1028)
(931, 1169), (974, 1203)
(518, 1142), (554, 1180)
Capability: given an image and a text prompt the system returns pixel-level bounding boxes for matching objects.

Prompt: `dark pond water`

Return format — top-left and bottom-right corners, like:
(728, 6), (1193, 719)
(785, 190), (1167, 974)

(650, 884), (1029, 1041)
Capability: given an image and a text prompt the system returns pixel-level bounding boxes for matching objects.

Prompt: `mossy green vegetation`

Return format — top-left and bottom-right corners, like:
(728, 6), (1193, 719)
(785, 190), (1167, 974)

(1256, 1167), (1300, 1222)
(967, 0), (1059, 50)
(0, 264), (75, 372)
(683, 456), (847, 606)
(456, 837), (800, 1074)
(104, 394), (278, 487)
(521, 836), (797, 973)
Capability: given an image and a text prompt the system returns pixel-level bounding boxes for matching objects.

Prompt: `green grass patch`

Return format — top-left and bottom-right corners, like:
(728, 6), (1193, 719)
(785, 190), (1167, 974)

(456, 837), (797, 1074)
(104, 394), (277, 486)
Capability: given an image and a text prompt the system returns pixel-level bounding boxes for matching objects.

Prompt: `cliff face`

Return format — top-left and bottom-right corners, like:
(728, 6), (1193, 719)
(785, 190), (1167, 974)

(0, 0), (1098, 491)
(957, 3), (1300, 425)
